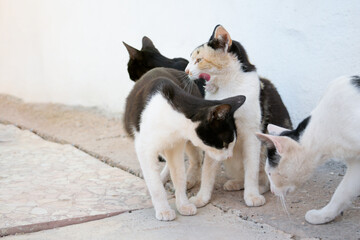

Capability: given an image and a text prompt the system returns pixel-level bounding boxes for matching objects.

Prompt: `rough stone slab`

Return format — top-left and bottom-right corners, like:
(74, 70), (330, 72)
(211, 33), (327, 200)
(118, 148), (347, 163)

(0, 124), (151, 236)
(0, 94), (142, 176)
(2, 204), (294, 240)
(1, 94), (359, 239)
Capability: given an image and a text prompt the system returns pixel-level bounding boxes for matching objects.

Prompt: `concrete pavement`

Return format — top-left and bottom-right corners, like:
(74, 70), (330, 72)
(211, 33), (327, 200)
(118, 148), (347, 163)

(0, 94), (359, 239)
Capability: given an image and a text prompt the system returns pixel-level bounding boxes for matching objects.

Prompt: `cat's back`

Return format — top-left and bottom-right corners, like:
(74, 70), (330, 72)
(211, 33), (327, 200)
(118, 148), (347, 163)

(309, 75), (360, 146)
(123, 68), (202, 136)
(317, 75), (360, 112)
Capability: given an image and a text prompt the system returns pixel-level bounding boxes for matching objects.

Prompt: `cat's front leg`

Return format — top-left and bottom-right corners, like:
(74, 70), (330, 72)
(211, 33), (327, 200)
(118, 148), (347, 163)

(242, 132), (266, 207)
(135, 143), (175, 221)
(305, 160), (360, 224)
(165, 141), (196, 216)
(190, 154), (219, 207)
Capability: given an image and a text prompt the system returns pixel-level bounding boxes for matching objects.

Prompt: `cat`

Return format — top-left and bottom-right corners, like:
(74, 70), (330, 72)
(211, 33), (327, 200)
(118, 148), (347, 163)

(185, 25), (291, 207)
(256, 75), (360, 224)
(123, 35), (292, 191)
(124, 67), (246, 220)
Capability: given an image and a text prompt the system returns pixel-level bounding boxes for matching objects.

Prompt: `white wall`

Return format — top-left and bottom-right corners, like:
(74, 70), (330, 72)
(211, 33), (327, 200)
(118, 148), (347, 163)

(0, 0), (359, 125)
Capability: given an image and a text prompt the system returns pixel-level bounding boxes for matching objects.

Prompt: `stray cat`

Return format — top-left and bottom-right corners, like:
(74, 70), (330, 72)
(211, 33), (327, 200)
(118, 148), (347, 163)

(123, 38), (205, 188)
(256, 75), (360, 224)
(124, 67), (246, 221)
(123, 37), (189, 81)
(123, 35), (292, 191)
(185, 25), (286, 207)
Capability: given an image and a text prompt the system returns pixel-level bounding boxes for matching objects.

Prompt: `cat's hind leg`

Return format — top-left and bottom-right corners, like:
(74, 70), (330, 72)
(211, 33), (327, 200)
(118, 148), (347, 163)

(259, 145), (270, 194)
(223, 147), (244, 191)
(241, 131), (266, 207)
(160, 162), (170, 184)
(305, 160), (360, 224)
(135, 141), (175, 221)
(164, 141), (197, 216)
(185, 141), (203, 189)
(190, 154), (220, 207)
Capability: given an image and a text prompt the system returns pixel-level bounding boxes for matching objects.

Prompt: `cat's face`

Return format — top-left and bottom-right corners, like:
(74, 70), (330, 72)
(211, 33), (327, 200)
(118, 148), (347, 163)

(256, 132), (309, 197)
(191, 96), (246, 161)
(185, 25), (255, 86)
(196, 110), (237, 161)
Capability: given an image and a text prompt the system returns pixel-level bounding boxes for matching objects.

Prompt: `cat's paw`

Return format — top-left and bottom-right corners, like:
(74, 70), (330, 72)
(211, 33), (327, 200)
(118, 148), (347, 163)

(244, 193), (266, 207)
(155, 209), (176, 221)
(189, 195), (210, 208)
(177, 203), (197, 216)
(305, 209), (336, 225)
(223, 180), (244, 191)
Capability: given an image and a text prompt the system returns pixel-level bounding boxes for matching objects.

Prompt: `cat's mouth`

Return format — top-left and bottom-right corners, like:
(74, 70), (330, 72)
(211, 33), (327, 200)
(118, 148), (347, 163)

(199, 73), (211, 82)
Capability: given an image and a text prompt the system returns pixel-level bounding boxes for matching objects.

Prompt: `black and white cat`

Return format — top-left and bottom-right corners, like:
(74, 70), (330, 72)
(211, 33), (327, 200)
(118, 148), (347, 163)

(124, 67), (246, 221)
(257, 75), (360, 224)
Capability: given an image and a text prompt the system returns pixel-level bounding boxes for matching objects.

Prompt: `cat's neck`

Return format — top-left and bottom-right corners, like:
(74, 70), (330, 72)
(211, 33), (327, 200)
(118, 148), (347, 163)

(206, 60), (260, 98)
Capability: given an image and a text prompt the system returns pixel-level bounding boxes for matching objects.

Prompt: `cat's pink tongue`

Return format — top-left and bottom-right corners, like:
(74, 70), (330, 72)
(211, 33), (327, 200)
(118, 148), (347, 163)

(199, 73), (211, 82)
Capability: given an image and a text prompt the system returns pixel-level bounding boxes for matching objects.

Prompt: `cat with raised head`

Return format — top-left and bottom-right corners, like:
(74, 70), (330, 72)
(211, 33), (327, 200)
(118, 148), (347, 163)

(256, 75), (360, 224)
(185, 25), (284, 207)
(124, 67), (246, 221)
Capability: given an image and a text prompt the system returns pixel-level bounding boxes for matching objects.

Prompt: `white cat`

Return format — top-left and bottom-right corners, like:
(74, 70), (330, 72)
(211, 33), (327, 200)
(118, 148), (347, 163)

(124, 68), (245, 221)
(185, 25), (266, 207)
(256, 75), (360, 224)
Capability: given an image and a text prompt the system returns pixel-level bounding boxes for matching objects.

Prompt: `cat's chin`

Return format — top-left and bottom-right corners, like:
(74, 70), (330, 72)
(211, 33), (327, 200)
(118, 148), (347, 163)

(188, 74), (198, 81)
(272, 185), (296, 197)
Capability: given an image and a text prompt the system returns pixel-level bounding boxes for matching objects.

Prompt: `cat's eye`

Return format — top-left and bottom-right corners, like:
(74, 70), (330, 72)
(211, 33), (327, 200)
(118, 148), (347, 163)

(195, 58), (202, 64)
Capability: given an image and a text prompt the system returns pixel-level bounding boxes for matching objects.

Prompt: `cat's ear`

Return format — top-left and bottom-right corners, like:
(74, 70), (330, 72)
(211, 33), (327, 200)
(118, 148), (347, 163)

(267, 124), (289, 135)
(209, 104), (231, 121)
(256, 133), (299, 155)
(220, 95), (246, 114)
(141, 36), (160, 53)
(211, 25), (232, 51)
(123, 42), (140, 60)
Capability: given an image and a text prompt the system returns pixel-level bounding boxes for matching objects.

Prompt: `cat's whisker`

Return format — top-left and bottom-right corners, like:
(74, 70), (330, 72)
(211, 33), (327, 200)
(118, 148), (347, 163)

(279, 194), (291, 219)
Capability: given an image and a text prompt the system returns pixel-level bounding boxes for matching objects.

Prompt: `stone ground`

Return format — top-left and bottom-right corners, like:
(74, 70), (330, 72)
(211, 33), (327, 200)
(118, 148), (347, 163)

(0, 94), (359, 240)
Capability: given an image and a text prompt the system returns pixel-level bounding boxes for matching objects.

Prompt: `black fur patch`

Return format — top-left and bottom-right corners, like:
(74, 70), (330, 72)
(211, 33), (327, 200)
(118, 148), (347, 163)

(280, 116), (311, 141)
(229, 40), (256, 72)
(260, 78), (293, 132)
(351, 75), (360, 89)
(267, 147), (280, 167)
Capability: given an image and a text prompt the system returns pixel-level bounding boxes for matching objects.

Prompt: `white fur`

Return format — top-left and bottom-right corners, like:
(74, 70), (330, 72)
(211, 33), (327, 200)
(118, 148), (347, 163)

(301, 76), (360, 224)
(134, 93), (236, 221)
(186, 49), (265, 207)
(262, 76), (360, 224)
